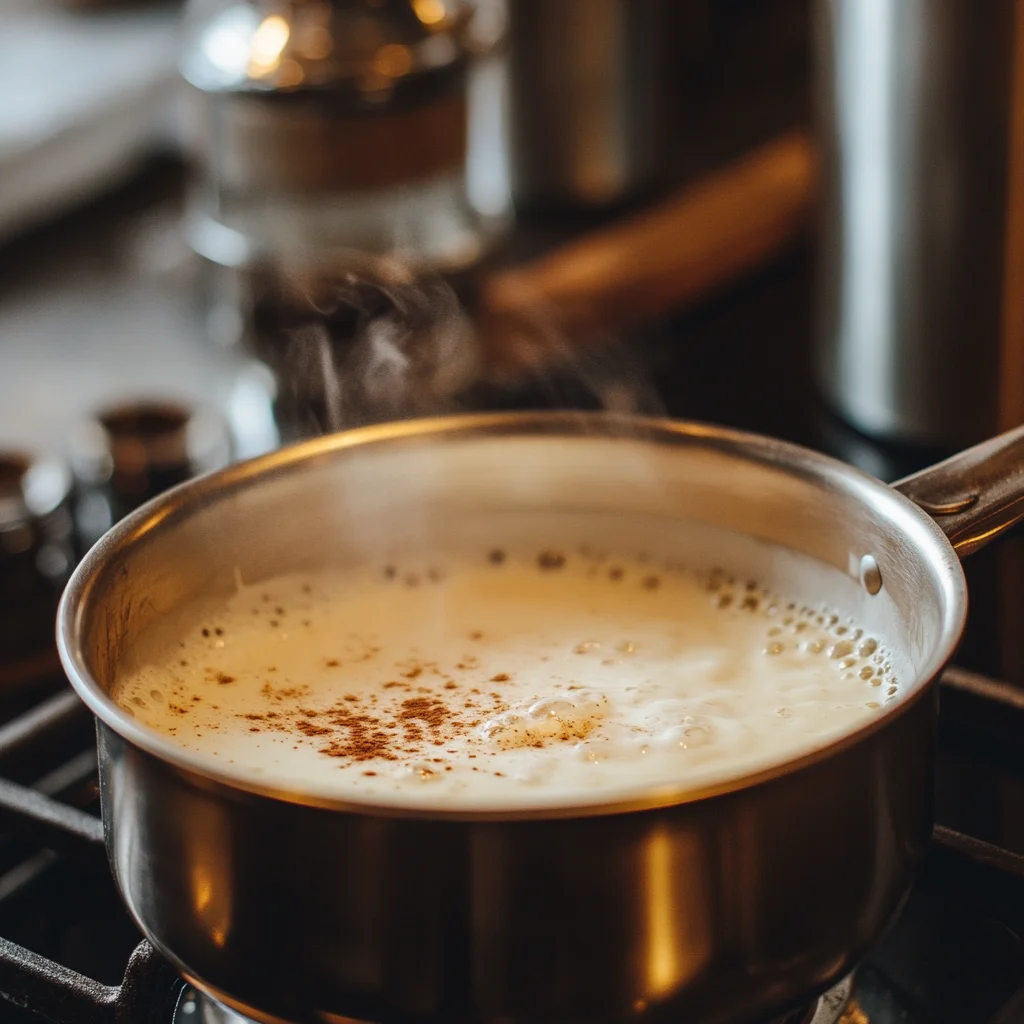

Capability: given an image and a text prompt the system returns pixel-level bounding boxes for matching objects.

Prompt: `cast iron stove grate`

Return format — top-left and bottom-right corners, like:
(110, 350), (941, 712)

(0, 674), (1022, 1023)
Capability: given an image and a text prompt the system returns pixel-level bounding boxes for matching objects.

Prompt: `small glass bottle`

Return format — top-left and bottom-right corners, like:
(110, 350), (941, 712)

(68, 401), (231, 550)
(0, 451), (75, 693)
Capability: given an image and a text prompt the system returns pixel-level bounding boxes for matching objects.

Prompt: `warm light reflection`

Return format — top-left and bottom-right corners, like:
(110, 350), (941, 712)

(373, 43), (413, 78)
(640, 827), (712, 1003)
(187, 800), (233, 951)
(839, 1003), (870, 1024)
(413, 0), (448, 26)
(644, 828), (681, 997)
(248, 15), (291, 76)
(190, 861), (231, 949)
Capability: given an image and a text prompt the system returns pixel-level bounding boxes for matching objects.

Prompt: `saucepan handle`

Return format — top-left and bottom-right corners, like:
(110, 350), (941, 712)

(893, 424), (1024, 558)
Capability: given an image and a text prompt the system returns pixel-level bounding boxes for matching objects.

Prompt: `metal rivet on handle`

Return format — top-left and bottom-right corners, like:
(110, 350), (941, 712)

(860, 555), (882, 595)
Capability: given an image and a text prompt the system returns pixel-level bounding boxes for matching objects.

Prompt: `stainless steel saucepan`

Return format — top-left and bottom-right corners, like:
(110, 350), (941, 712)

(56, 412), (1024, 1024)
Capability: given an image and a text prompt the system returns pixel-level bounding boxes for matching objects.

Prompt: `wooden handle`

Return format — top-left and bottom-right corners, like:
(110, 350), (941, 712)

(479, 131), (817, 379)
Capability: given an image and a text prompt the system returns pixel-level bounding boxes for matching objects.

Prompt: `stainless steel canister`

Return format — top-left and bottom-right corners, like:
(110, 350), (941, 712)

(814, 0), (1020, 446)
(505, 0), (676, 209)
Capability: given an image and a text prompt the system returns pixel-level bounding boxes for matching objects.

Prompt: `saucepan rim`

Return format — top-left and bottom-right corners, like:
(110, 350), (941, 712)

(56, 411), (967, 821)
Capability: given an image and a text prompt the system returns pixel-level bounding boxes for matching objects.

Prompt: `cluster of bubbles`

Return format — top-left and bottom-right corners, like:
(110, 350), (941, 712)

(482, 695), (608, 750)
(706, 572), (898, 702)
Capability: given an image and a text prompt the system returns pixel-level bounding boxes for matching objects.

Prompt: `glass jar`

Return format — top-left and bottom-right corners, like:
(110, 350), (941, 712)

(181, 0), (509, 272)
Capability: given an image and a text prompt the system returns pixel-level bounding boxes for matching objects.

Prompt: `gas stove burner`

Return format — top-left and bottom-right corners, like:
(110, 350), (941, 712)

(174, 974), (855, 1024)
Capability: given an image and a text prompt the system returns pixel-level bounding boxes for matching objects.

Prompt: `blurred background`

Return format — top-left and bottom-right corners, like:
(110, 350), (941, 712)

(2, 0), (1024, 691)
(6, 6), (1024, 1017)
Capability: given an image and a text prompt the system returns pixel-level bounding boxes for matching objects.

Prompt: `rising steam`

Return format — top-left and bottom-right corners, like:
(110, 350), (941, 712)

(265, 251), (664, 438)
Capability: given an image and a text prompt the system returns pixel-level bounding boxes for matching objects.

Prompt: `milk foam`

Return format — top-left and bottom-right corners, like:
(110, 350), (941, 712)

(113, 544), (901, 810)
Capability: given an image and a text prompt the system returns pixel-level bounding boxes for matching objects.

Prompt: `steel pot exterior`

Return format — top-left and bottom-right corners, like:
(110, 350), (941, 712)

(59, 412), (989, 1024)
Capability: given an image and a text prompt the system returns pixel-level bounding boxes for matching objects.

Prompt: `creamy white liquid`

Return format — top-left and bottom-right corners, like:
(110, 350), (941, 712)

(113, 539), (901, 810)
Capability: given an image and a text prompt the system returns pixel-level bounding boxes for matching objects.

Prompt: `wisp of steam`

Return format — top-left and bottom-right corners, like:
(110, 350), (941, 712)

(265, 250), (665, 437)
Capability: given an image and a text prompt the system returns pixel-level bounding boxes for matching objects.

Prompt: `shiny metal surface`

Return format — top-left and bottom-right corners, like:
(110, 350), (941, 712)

(506, 0), (673, 207)
(58, 411), (1024, 1024)
(895, 422), (1024, 556)
(814, 0), (1016, 445)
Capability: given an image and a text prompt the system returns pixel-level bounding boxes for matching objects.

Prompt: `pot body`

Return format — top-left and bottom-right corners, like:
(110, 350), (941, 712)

(99, 698), (933, 1024)
(61, 413), (968, 1023)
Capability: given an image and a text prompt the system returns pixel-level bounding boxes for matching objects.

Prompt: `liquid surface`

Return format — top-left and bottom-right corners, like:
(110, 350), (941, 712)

(113, 545), (900, 810)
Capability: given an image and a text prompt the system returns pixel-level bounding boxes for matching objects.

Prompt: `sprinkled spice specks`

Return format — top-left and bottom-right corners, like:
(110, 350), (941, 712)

(537, 550), (566, 571)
